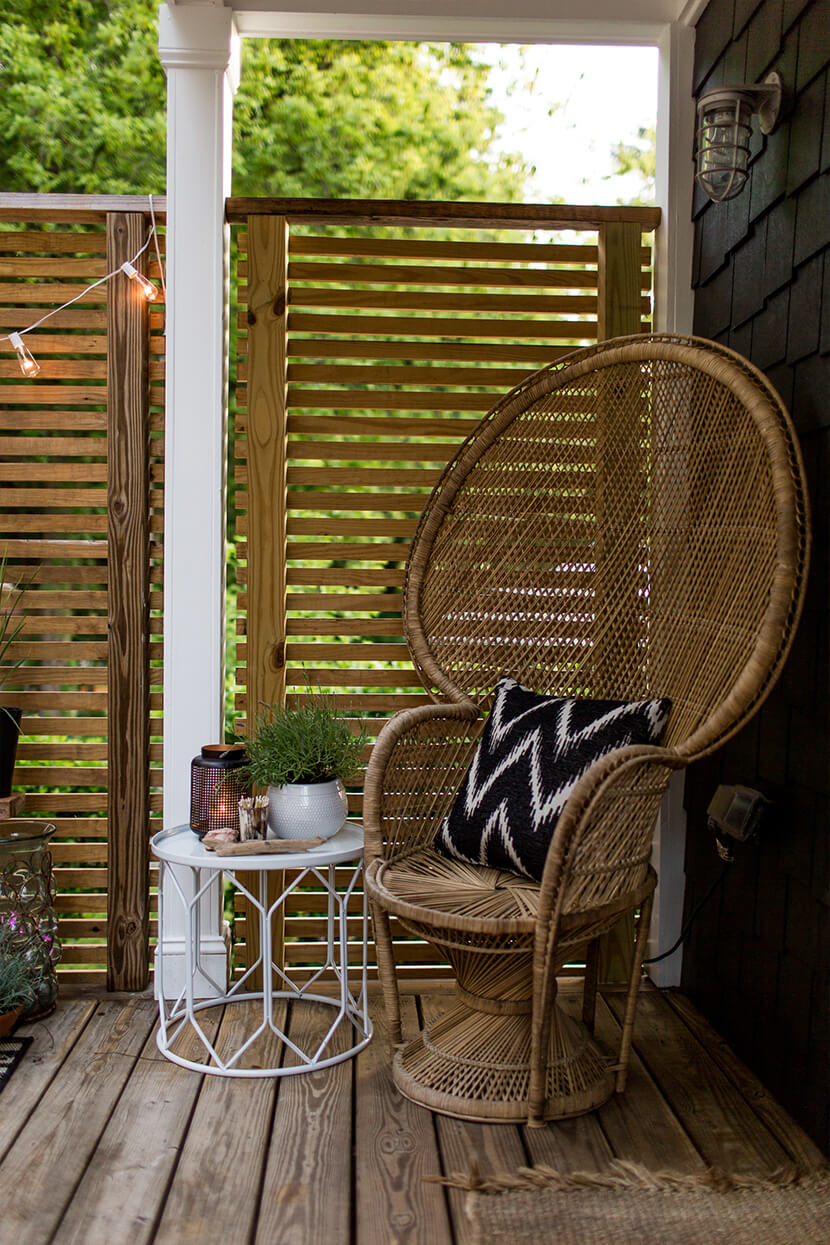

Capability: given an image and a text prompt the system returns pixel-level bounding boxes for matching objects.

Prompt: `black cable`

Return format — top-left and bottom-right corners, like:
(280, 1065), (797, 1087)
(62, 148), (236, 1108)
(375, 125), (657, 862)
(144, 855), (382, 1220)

(642, 859), (730, 965)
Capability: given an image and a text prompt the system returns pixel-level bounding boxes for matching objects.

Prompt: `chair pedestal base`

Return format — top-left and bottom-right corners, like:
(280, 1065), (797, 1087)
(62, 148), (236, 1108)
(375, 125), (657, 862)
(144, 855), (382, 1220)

(393, 993), (615, 1123)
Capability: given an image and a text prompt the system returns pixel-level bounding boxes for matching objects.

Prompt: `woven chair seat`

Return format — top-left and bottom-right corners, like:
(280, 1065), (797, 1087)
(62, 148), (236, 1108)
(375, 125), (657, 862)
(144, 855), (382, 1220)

(366, 849), (656, 951)
(366, 847), (540, 937)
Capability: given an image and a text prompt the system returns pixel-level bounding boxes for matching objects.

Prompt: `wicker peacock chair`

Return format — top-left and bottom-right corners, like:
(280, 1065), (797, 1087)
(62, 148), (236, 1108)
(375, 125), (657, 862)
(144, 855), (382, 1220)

(363, 334), (810, 1126)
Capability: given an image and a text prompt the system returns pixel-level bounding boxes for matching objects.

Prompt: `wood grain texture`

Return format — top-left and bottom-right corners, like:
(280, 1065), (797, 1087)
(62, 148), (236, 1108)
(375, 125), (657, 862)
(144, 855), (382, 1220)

(582, 989), (705, 1172)
(106, 212), (151, 991)
(152, 1002), (286, 1245)
(605, 988), (794, 1173)
(0, 999), (156, 1245)
(598, 221), (645, 341)
(419, 995), (527, 1244)
(0, 998), (96, 1165)
(255, 1001), (353, 1245)
(355, 994), (453, 1245)
(50, 1013), (222, 1245)
(227, 197), (660, 229)
(664, 991), (827, 1170)
(241, 215), (290, 981)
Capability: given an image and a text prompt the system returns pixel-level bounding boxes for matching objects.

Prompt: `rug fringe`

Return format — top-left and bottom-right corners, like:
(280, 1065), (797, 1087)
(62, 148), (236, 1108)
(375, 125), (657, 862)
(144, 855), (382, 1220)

(429, 1158), (830, 1196)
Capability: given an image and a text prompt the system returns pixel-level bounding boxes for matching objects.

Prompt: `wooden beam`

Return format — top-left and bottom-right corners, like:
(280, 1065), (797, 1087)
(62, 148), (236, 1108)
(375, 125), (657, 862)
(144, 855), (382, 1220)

(242, 214), (291, 983)
(0, 195), (166, 224)
(227, 197), (661, 230)
(598, 221), (645, 340)
(106, 212), (151, 991)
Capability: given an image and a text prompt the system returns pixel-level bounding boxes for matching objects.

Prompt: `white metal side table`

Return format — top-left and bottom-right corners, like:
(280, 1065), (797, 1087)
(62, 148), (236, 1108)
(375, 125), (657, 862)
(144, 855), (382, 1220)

(151, 821), (372, 1077)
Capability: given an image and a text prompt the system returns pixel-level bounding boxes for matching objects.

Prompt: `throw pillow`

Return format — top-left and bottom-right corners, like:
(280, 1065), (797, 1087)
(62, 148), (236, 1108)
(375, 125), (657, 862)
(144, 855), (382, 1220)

(434, 677), (671, 882)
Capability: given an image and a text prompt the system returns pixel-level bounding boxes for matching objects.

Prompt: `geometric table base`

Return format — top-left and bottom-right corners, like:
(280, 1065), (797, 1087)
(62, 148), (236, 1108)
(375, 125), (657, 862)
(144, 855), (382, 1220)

(153, 823), (372, 1078)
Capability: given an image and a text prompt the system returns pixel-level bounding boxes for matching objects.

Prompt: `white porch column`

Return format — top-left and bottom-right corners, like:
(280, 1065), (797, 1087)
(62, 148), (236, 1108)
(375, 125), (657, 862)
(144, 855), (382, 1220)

(156, 5), (240, 995)
(649, 20), (696, 987)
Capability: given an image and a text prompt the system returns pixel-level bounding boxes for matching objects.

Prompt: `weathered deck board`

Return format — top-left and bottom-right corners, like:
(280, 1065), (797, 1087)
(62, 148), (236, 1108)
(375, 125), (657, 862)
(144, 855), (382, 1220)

(0, 999), (156, 1245)
(51, 1012), (222, 1245)
(152, 1002), (286, 1245)
(354, 995), (453, 1245)
(0, 984), (821, 1245)
(605, 988), (794, 1173)
(665, 990), (827, 1171)
(0, 998), (95, 1165)
(255, 1001), (353, 1245)
(592, 991), (706, 1171)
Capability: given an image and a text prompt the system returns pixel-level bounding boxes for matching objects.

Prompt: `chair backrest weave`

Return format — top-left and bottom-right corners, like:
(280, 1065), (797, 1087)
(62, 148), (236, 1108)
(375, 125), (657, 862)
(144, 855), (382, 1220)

(404, 335), (810, 763)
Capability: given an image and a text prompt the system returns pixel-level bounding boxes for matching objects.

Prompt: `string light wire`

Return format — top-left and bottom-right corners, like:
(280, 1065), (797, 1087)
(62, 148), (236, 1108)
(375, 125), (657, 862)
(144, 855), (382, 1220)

(1, 196), (164, 376)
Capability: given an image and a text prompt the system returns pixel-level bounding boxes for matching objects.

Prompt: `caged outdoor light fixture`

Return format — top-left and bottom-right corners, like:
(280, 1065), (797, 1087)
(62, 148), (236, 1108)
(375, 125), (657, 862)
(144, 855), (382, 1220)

(696, 71), (785, 202)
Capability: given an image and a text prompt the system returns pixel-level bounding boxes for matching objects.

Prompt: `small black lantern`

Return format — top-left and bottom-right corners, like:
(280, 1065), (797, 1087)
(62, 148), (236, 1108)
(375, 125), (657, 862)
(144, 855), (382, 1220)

(189, 744), (249, 838)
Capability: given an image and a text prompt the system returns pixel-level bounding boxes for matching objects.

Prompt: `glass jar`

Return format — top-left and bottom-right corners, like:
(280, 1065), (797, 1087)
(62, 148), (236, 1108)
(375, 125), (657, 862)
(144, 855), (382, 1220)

(0, 821), (60, 1019)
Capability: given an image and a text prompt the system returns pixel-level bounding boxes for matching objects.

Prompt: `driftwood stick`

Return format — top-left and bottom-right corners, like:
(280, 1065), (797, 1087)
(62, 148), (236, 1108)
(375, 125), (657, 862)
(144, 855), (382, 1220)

(202, 836), (327, 856)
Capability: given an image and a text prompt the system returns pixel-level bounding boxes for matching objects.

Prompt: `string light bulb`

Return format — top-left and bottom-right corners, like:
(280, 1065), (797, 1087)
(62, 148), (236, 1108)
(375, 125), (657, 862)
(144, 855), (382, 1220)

(8, 332), (40, 378)
(120, 260), (158, 302)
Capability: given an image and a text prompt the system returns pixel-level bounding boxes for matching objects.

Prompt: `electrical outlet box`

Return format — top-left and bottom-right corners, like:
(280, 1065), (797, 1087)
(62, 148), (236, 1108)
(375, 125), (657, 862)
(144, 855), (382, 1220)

(707, 784), (770, 841)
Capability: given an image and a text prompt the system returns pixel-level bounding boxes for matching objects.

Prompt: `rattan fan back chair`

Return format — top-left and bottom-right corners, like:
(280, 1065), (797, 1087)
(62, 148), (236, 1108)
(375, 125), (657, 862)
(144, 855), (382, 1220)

(363, 334), (810, 1126)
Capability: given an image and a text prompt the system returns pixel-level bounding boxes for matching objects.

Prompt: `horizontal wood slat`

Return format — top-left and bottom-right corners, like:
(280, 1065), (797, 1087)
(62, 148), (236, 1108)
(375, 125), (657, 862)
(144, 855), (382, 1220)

(234, 206), (654, 978)
(0, 210), (164, 983)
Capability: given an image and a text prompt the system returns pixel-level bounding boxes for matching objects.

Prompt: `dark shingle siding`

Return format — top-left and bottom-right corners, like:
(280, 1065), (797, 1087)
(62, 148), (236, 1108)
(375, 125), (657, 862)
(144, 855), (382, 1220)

(687, 0), (830, 1154)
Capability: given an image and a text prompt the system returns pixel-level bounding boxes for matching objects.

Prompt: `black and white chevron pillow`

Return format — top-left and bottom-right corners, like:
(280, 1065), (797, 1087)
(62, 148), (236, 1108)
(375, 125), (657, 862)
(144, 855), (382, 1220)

(435, 678), (671, 882)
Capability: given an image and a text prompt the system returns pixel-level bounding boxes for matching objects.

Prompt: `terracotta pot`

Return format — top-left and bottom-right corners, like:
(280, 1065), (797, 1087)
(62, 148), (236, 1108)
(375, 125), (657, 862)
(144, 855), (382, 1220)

(0, 1004), (22, 1037)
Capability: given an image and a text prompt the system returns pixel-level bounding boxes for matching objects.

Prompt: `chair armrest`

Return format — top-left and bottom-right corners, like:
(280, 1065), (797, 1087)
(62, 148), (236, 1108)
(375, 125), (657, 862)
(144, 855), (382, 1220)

(537, 743), (685, 914)
(363, 700), (482, 865)
(531, 744), (684, 990)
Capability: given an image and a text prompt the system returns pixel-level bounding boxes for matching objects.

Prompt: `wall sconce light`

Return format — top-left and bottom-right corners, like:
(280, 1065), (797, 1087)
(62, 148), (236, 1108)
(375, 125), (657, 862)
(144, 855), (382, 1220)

(696, 71), (784, 202)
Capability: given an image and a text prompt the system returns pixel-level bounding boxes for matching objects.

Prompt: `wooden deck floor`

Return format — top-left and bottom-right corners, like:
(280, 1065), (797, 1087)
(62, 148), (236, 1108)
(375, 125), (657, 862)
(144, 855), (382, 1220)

(0, 981), (823, 1245)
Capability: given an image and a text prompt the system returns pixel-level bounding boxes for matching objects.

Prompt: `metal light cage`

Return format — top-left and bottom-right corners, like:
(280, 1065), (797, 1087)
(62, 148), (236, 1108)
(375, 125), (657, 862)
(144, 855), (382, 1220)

(695, 72), (784, 203)
(189, 744), (249, 838)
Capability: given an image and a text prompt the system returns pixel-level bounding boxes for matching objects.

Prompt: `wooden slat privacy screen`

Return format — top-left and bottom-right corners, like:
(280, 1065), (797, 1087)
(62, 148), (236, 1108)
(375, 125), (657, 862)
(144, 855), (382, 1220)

(0, 202), (164, 986)
(230, 200), (658, 981)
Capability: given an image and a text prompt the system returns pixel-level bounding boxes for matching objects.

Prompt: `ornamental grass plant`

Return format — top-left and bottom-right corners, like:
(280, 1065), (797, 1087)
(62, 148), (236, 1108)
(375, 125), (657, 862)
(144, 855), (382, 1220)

(0, 921), (36, 1017)
(244, 697), (366, 788)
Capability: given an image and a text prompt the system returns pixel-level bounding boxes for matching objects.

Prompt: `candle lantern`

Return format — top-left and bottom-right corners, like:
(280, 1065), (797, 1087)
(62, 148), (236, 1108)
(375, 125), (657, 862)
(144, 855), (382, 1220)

(189, 744), (249, 838)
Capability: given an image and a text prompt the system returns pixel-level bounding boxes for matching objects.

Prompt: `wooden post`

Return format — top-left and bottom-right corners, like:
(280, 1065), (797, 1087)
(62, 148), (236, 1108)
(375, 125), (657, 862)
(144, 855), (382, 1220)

(106, 212), (151, 990)
(597, 221), (643, 342)
(241, 215), (290, 983)
(596, 221), (645, 986)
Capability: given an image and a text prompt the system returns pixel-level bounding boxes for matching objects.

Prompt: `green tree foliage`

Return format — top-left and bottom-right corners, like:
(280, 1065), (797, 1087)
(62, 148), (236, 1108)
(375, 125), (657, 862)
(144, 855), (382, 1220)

(608, 125), (656, 205)
(234, 40), (528, 200)
(0, 2), (530, 201)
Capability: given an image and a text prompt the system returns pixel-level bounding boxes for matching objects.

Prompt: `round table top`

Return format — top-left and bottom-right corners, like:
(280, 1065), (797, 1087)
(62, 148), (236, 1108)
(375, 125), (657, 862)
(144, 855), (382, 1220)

(151, 821), (365, 870)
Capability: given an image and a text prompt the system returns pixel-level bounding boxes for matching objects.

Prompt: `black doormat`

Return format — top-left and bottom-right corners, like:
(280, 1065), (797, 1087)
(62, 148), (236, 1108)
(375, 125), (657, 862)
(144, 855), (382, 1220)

(0, 1035), (33, 1092)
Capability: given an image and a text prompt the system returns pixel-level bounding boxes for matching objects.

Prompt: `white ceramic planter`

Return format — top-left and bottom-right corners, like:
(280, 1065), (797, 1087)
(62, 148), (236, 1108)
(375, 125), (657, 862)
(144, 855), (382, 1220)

(266, 779), (349, 840)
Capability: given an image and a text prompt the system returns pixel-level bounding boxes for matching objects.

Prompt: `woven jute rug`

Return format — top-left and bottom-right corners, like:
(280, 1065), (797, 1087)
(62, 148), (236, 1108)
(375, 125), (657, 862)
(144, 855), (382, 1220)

(439, 1161), (830, 1245)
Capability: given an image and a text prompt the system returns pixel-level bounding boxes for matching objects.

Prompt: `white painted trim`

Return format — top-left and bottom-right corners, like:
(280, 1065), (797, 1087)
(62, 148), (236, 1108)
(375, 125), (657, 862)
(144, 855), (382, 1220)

(654, 21), (696, 335)
(154, 934), (232, 1000)
(158, 5), (240, 988)
(677, 0), (710, 26)
(234, 11), (666, 43)
(647, 22), (696, 988)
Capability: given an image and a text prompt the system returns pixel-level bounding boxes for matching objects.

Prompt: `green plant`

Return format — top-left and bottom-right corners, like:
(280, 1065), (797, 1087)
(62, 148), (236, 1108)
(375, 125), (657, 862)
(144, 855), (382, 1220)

(244, 698), (367, 788)
(0, 549), (27, 690)
(0, 922), (36, 1016)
